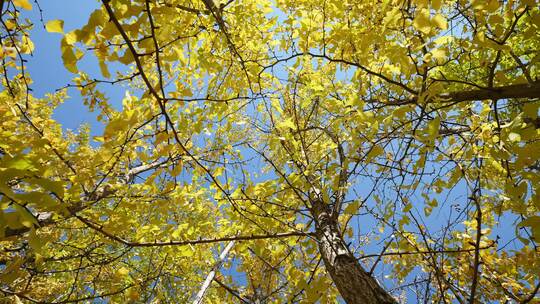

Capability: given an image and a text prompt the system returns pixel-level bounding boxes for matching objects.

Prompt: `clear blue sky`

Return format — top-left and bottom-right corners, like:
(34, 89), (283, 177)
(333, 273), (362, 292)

(25, 0), (123, 135)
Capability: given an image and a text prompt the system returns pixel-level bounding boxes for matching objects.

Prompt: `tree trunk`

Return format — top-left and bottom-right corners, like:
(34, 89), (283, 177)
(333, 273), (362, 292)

(312, 200), (397, 304)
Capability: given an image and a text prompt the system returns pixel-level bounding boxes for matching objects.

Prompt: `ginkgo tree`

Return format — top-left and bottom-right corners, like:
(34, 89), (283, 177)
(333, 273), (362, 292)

(1, 0), (539, 303)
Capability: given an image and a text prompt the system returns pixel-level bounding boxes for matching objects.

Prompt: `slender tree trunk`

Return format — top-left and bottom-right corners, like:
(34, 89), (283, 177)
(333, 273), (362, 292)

(193, 241), (235, 304)
(312, 199), (397, 304)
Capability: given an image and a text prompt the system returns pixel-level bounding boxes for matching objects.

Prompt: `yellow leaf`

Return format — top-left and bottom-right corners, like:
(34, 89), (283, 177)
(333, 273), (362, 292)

(64, 31), (78, 45)
(344, 201), (359, 215)
(3, 156), (34, 170)
(426, 117), (440, 141)
(366, 145), (384, 162)
(99, 59), (111, 78)
(180, 246), (194, 257)
(431, 48), (446, 64)
(29, 178), (65, 198)
(21, 35), (34, 54)
(127, 288), (140, 301)
(423, 52), (433, 63)
(471, 0), (485, 10)
(518, 216), (540, 241)
(486, 0), (500, 12)
(508, 132), (521, 142)
(381, 0), (391, 10)
(278, 117), (296, 130)
(13, 0), (32, 10)
(434, 35), (453, 45)
(28, 228), (44, 252)
(61, 39), (78, 73)
(403, 203), (412, 213)
(116, 267), (130, 277)
(214, 167), (224, 177)
(10, 205), (38, 228)
(46, 20), (64, 33)
(432, 14), (448, 30)
(118, 50), (134, 65)
(431, 0), (443, 10)
(413, 9), (431, 35)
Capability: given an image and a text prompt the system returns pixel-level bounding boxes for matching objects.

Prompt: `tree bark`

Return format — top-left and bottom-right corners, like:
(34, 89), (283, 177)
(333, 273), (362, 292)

(383, 81), (540, 105)
(312, 199), (397, 304)
(193, 240), (235, 304)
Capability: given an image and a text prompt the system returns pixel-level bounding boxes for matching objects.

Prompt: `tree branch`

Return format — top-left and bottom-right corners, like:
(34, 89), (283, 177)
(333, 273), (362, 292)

(383, 81), (540, 106)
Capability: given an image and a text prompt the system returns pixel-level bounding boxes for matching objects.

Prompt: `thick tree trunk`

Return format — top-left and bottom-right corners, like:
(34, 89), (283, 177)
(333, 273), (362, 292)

(312, 200), (397, 304)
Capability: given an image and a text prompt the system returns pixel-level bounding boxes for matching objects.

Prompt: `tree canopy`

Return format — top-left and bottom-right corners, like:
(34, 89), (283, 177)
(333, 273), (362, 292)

(1, 0), (539, 303)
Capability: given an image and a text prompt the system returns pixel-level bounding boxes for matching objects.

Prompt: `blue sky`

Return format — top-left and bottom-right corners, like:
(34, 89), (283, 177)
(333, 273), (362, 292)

(25, 0), (123, 135)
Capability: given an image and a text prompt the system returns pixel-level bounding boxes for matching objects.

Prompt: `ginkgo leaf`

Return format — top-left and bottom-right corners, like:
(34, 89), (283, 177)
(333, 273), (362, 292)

(20, 35), (34, 54)
(518, 216), (540, 240)
(432, 0), (443, 10)
(432, 14), (448, 30)
(413, 9), (431, 35)
(3, 157), (34, 170)
(433, 35), (453, 45)
(278, 117), (296, 130)
(13, 0), (32, 10)
(13, 205), (38, 228)
(508, 132), (521, 142)
(29, 178), (65, 198)
(403, 203), (412, 213)
(344, 201), (359, 215)
(180, 246), (194, 257)
(46, 20), (64, 33)
(99, 59), (111, 78)
(431, 48), (447, 64)
(425, 117), (441, 141)
(126, 288), (140, 301)
(60, 39), (78, 73)
(116, 267), (130, 277)
(64, 31), (78, 45)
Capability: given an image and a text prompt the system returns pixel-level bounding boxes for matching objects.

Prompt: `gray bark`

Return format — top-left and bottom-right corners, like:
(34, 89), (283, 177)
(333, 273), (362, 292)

(312, 199), (397, 304)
